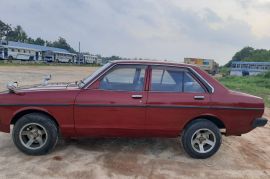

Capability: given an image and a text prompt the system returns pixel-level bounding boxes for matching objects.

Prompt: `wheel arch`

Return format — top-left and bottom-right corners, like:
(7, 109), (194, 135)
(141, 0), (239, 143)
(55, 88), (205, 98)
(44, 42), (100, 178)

(8, 55), (14, 59)
(184, 115), (226, 132)
(10, 109), (59, 128)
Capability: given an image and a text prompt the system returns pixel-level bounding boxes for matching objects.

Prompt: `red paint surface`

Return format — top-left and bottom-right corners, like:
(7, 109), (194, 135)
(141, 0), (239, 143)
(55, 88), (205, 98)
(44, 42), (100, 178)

(0, 60), (265, 137)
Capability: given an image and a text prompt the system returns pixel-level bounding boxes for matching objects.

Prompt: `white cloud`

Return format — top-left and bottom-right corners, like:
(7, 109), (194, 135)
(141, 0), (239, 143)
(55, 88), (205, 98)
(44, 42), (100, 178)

(1, 0), (270, 65)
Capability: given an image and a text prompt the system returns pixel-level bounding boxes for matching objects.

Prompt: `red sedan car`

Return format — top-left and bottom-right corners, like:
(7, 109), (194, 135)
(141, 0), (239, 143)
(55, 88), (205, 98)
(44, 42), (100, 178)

(0, 60), (267, 158)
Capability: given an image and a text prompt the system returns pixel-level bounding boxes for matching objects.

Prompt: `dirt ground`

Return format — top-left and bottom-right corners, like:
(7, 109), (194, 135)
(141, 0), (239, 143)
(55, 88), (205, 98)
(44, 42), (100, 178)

(0, 66), (269, 179)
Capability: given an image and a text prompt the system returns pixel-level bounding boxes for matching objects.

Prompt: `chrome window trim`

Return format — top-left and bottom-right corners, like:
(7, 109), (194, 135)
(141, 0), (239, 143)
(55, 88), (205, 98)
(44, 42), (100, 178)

(90, 89), (145, 92)
(83, 62), (215, 93)
(187, 67), (215, 93)
(148, 90), (207, 94)
(83, 63), (117, 89)
(96, 64), (147, 92)
(149, 66), (208, 93)
(148, 64), (214, 93)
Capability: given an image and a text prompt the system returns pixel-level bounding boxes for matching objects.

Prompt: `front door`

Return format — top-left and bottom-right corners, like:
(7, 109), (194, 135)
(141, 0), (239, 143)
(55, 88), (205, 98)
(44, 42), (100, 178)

(0, 48), (3, 59)
(74, 64), (148, 137)
(35, 52), (39, 60)
(145, 66), (211, 137)
(4, 48), (8, 58)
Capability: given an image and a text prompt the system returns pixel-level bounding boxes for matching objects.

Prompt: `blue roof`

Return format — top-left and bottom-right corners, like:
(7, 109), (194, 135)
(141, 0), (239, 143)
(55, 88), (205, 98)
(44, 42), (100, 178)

(231, 61), (270, 65)
(5, 41), (72, 54)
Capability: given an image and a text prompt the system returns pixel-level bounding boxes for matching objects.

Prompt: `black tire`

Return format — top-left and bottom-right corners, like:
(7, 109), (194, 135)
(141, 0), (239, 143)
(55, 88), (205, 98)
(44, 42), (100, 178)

(12, 113), (58, 155)
(181, 119), (221, 159)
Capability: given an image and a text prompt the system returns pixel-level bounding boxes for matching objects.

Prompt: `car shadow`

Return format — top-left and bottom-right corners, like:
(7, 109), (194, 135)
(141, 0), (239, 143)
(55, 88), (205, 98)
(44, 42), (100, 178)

(55, 137), (184, 157)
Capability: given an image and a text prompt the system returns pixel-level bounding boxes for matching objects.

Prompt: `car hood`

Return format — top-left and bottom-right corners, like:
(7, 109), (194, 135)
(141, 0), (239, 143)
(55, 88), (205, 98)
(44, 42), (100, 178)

(1, 82), (79, 94)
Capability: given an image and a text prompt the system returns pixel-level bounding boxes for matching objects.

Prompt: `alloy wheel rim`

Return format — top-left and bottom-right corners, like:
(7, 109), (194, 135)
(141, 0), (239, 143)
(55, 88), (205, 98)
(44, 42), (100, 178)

(191, 128), (216, 154)
(19, 123), (48, 150)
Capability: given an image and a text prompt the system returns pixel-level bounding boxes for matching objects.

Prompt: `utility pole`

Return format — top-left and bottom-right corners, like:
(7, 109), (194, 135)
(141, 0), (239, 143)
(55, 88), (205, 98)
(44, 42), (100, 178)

(78, 41), (81, 65)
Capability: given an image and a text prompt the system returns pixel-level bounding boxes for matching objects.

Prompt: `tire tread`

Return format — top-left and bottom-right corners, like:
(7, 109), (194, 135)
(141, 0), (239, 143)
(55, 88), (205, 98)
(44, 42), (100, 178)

(12, 113), (58, 155)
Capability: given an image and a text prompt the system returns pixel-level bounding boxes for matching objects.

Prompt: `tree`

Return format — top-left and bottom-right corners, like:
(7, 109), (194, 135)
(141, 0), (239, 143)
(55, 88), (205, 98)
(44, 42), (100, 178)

(1, 20), (77, 53)
(34, 37), (45, 46)
(50, 37), (76, 52)
(232, 47), (254, 61)
(226, 47), (270, 66)
(6, 25), (28, 42)
(0, 20), (11, 39)
(102, 55), (122, 63)
(243, 49), (270, 62)
(27, 37), (35, 44)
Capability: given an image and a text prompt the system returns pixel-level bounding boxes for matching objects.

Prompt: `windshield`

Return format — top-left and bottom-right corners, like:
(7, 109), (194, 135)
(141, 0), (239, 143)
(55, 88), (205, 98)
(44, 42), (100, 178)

(78, 62), (111, 88)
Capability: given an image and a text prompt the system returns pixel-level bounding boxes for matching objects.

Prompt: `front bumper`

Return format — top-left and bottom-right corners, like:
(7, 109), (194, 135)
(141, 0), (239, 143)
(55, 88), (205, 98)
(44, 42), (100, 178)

(252, 118), (268, 128)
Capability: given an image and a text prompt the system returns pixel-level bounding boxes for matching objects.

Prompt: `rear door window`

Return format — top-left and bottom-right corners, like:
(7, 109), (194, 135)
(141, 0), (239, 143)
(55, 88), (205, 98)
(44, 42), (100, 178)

(151, 67), (184, 92)
(150, 66), (205, 93)
(183, 72), (205, 93)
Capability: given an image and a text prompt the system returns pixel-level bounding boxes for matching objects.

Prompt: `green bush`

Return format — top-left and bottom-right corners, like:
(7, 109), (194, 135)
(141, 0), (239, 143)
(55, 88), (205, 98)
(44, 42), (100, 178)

(264, 71), (270, 78)
(219, 67), (230, 77)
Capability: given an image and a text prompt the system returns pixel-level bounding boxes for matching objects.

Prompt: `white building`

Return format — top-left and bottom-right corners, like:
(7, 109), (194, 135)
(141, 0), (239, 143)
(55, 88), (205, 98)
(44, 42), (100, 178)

(96, 56), (103, 65)
(0, 40), (76, 62)
(84, 53), (95, 64)
(76, 53), (102, 64)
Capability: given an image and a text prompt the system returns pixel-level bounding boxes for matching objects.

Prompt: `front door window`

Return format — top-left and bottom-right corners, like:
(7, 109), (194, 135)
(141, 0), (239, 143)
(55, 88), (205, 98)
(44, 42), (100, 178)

(99, 65), (146, 91)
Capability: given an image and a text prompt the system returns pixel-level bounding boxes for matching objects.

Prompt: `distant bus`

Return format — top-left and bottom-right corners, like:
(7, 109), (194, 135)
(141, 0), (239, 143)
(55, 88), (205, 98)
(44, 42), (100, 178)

(230, 61), (270, 76)
(0, 40), (76, 62)
(184, 58), (219, 75)
(0, 40), (36, 60)
(75, 53), (102, 64)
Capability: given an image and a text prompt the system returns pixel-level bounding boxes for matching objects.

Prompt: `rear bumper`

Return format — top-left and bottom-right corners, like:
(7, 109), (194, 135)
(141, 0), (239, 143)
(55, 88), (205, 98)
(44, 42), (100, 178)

(252, 118), (268, 128)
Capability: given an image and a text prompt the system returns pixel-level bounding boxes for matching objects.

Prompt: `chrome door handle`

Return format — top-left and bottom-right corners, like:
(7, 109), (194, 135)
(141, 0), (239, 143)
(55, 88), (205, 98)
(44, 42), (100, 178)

(194, 96), (205, 100)
(131, 94), (142, 99)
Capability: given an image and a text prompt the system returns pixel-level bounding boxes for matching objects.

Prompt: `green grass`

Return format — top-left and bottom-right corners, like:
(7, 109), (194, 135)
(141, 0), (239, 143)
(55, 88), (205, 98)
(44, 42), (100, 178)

(218, 72), (270, 107)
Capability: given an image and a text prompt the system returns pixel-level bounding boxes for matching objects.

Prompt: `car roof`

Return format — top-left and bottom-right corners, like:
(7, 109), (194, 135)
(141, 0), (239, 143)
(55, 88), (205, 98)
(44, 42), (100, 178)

(111, 60), (196, 68)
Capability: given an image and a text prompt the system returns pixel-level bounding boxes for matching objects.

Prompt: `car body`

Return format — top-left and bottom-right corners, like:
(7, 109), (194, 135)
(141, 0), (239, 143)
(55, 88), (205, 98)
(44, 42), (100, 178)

(0, 60), (268, 158)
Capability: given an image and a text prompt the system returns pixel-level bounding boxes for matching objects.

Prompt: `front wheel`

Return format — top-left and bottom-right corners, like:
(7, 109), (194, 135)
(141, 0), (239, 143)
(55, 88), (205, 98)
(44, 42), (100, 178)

(181, 119), (222, 159)
(12, 113), (58, 155)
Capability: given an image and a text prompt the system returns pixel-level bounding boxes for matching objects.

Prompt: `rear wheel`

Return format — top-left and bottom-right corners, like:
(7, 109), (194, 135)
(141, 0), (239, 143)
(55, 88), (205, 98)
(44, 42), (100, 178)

(12, 113), (58, 155)
(181, 119), (221, 159)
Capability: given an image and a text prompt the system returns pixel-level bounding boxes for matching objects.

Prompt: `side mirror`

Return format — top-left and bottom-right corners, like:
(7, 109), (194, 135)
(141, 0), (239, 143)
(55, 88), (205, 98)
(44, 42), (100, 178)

(7, 82), (18, 93)
(43, 74), (51, 85)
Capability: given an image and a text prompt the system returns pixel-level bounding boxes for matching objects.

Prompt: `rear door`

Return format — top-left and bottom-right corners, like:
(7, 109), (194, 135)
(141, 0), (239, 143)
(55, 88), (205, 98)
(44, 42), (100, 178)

(145, 66), (210, 137)
(74, 64), (148, 137)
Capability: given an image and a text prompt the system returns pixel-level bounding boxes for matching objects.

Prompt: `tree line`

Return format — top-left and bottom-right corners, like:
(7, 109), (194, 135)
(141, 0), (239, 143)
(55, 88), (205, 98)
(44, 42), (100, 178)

(0, 19), (124, 61)
(7, 19), (269, 65)
(0, 19), (76, 53)
(226, 47), (270, 66)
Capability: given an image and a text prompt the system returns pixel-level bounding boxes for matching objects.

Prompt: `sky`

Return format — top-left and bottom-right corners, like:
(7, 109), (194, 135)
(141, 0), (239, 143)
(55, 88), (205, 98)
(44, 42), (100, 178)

(1, 0), (270, 65)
